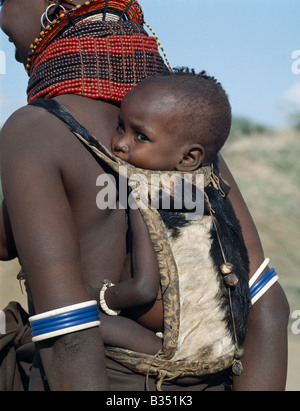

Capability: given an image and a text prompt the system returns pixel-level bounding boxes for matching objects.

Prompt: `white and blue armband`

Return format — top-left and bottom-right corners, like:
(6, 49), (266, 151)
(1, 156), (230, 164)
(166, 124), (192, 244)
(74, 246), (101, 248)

(249, 258), (279, 305)
(29, 300), (101, 342)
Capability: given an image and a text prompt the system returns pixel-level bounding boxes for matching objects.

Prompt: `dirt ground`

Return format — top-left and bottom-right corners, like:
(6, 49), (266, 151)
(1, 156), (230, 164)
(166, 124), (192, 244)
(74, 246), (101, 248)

(0, 259), (299, 391)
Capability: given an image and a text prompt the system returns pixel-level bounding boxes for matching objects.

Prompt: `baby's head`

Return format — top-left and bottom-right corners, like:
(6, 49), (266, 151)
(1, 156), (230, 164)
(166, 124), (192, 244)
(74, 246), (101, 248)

(111, 68), (231, 171)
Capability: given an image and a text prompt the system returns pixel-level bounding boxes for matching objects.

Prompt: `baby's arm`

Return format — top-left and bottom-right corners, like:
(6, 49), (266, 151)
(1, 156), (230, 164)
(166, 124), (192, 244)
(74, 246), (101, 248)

(0, 200), (17, 260)
(100, 313), (162, 355)
(103, 208), (160, 311)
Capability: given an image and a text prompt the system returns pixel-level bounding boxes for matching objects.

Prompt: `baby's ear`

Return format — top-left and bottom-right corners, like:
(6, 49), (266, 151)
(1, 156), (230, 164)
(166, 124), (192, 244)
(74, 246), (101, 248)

(176, 144), (205, 172)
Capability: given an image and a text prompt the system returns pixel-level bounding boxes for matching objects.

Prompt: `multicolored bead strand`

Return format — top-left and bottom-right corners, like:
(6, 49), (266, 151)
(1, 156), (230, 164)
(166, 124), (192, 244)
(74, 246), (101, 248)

(144, 21), (172, 72)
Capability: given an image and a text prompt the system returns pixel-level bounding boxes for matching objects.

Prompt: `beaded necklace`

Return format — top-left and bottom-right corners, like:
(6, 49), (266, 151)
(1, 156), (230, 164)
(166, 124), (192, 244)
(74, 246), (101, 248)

(27, 0), (171, 103)
(27, 0), (144, 71)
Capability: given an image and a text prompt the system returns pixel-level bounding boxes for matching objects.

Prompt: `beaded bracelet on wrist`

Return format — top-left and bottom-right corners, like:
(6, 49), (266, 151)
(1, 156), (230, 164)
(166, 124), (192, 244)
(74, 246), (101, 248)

(99, 279), (121, 316)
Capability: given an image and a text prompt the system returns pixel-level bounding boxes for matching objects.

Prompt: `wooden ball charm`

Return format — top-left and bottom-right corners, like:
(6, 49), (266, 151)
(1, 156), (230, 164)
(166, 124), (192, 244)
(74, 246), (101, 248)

(223, 273), (239, 287)
(220, 263), (233, 274)
(232, 360), (244, 376)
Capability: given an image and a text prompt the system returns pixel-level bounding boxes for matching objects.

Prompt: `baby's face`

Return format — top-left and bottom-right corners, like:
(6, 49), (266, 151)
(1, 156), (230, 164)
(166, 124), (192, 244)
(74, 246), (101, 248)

(111, 82), (184, 171)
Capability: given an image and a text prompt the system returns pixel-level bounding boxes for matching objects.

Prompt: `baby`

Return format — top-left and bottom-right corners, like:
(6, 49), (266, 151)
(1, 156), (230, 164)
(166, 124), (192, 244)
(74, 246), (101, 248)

(112, 68), (231, 171)
(99, 69), (234, 333)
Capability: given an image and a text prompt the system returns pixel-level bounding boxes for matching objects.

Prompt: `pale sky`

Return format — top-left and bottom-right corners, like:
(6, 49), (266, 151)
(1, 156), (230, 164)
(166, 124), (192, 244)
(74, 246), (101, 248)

(0, 0), (299, 128)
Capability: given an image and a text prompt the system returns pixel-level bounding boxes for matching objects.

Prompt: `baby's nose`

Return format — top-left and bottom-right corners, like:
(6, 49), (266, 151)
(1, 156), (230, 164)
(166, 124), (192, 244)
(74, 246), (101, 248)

(113, 137), (129, 153)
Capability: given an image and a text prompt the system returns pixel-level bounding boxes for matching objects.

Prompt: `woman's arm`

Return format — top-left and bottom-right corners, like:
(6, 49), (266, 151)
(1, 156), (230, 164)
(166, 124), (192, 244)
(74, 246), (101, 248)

(218, 154), (289, 391)
(0, 107), (109, 391)
(218, 155), (265, 274)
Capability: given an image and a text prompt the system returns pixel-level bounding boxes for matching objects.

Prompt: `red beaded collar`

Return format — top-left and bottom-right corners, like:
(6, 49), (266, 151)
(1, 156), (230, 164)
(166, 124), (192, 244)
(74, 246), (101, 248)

(26, 0), (145, 75)
(27, 2), (170, 103)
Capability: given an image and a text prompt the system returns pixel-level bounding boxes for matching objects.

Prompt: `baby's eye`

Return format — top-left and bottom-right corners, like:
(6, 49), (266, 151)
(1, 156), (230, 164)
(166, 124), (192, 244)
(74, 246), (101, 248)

(136, 133), (149, 142)
(116, 122), (125, 133)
